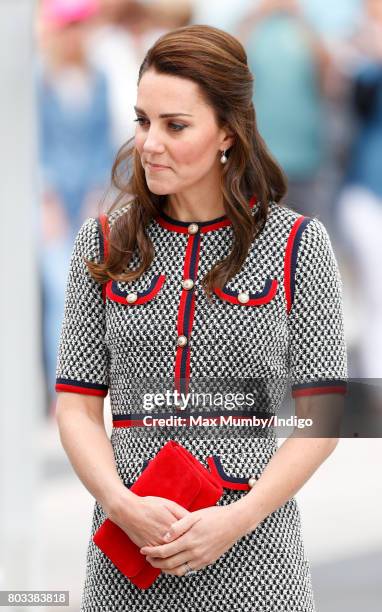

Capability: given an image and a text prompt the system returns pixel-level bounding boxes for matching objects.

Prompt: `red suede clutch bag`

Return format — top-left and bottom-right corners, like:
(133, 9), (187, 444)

(93, 440), (224, 589)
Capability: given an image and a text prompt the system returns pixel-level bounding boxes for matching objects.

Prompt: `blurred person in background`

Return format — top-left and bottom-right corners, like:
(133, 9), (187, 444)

(336, 0), (382, 380)
(87, 0), (192, 149)
(237, 0), (332, 219)
(148, 0), (192, 30)
(36, 0), (115, 414)
(191, 0), (252, 33)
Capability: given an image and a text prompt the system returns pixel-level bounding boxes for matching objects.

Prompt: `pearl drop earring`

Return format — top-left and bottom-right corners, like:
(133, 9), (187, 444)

(220, 150), (228, 164)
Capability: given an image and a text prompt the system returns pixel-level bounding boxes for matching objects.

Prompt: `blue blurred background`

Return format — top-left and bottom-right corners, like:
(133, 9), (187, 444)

(0, 1), (381, 610)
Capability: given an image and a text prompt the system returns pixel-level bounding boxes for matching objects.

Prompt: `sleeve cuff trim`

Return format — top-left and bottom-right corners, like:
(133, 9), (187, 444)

(55, 378), (108, 397)
(292, 380), (348, 397)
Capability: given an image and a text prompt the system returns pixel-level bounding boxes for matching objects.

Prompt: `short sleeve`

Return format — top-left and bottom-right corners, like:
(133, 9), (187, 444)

(287, 218), (348, 398)
(55, 217), (109, 397)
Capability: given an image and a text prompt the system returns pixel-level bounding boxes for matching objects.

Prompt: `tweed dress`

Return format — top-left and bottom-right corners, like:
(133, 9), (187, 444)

(55, 196), (348, 612)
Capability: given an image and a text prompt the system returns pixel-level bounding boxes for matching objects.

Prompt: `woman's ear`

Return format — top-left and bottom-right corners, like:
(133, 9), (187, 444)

(220, 124), (236, 151)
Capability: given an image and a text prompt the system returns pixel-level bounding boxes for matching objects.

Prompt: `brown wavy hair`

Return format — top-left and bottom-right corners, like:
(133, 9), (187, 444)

(87, 24), (287, 298)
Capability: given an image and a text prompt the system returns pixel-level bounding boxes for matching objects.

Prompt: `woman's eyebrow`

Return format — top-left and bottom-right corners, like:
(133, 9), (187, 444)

(134, 106), (193, 118)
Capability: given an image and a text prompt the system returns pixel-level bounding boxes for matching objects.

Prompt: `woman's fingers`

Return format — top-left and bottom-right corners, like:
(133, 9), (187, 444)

(164, 499), (190, 520)
(148, 548), (211, 575)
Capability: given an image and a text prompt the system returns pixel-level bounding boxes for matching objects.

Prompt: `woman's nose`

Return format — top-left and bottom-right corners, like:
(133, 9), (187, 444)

(142, 128), (165, 154)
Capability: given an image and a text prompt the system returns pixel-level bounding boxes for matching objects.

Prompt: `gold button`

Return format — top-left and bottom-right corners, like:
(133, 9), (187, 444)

(248, 476), (256, 488)
(182, 278), (194, 290)
(177, 335), (188, 347)
(238, 291), (250, 304)
(187, 223), (199, 235)
(126, 292), (138, 304)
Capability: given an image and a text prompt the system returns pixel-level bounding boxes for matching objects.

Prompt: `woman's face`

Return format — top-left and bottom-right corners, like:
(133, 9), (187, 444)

(134, 68), (234, 196)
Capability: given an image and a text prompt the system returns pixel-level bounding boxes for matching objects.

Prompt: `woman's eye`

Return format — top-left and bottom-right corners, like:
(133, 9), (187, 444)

(134, 117), (148, 126)
(168, 123), (186, 132)
(133, 117), (186, 132)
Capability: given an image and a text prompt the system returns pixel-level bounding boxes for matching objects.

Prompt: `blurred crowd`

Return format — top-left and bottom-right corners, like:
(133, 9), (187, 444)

(34, 0), (382, 415)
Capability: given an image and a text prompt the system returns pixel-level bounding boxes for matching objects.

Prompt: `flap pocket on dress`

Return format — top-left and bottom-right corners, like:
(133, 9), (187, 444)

(206, 454), (258, 490)
(213, 277), (278, 306)
(105, 274), (166, 305)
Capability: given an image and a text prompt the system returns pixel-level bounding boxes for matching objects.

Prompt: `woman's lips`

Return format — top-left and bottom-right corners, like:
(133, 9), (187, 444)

(146, 162), (170, 171)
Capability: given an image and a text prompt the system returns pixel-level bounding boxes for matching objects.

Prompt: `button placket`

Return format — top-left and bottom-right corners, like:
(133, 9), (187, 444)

(174, 227), (202, 399)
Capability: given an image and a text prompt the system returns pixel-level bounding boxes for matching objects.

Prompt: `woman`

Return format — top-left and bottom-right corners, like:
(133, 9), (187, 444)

(55, 25), (347, 612)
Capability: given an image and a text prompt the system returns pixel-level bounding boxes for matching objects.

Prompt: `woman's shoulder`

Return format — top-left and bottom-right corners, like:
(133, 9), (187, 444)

(103, 201), (134, 229)
(266, 200), (330, 241)
(272, 204), (339, 281)
(70, 202), (133, 264)
(266, 199), (306, 224)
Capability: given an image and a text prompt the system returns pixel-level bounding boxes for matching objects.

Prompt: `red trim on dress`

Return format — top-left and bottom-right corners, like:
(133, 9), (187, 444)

(105, 275), (166, 305)
(174, 235), (201, 396)
(284, 216), (306, 314)
(155, 195), (258, 233)
(55, 383), (108, 397)
(213, 278), (278, 306)
(99, 214), (110, 303)
(113, 419), (145, 428)
(292, 385), (347, 398)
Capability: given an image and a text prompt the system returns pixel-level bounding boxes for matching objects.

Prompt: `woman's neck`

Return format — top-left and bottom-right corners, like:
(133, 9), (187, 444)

(164, 190), (226, 222)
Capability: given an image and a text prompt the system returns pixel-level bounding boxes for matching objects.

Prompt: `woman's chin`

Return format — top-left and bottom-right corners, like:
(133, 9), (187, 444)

(146, 182), (172, 196)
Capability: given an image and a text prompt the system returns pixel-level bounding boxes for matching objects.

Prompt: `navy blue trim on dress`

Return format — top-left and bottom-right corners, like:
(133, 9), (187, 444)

(209, 455), (252, 484)
(96, 218), (105, 262)
(221, 277), (274, 299)
(290, 218), (312, 307)
(55, 378), (109, 397)
(179, 234), (201, 394)
(159, 209), (228, 228)
(142, 459), (150, 470)
(125, 459), (151, 488)
(292, 379), (347, 391)
(56, 377), (108, 391)
(291, 379), (348, 398)
(110, 275), (161, 298)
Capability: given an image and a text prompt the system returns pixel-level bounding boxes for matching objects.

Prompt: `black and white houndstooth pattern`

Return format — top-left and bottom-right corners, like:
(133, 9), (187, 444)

(82, 432), (315, 612)
(56, 199), (348, 611)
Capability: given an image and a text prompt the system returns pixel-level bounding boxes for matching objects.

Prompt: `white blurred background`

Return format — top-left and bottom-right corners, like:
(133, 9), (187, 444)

(1, 0), (381, 610)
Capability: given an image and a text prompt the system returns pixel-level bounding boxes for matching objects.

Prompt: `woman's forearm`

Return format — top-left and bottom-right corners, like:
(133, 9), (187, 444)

(231, 436), (338, 536)
(56, 394), (138, 519)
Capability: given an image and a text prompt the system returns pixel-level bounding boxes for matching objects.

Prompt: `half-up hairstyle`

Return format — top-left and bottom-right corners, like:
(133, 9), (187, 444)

(87, 24), (287, 298)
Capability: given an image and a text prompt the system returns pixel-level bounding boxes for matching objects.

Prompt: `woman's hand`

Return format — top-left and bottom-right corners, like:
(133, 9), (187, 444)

(139, 504), (248, 576)
(109, 493), (191, 550)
